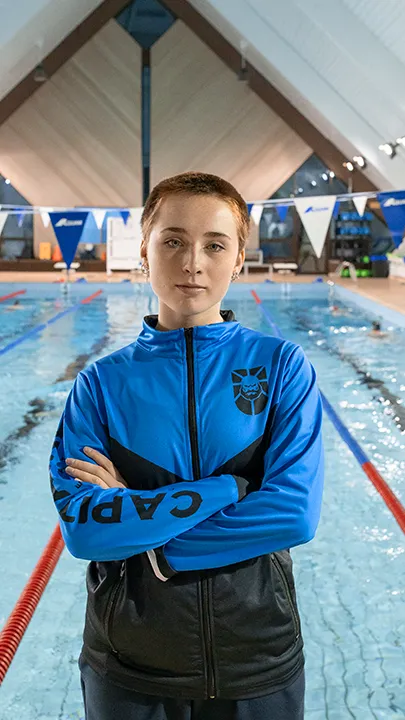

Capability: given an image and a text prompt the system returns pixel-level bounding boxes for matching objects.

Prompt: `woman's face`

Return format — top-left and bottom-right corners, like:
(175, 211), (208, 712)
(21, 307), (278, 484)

(141, 194), (245, 329)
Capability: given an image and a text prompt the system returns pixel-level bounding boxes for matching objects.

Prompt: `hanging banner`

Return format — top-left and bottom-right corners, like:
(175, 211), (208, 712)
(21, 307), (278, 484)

(275, 204), (289, 222)
(377, 191), (405, 248)
(249, 204), (263, 226)
(332, 201), (340, 219)
(121, 210), (130, 224)
(130, 207), (143, 232)
(248, 204), (263, 249)
(294, 195), (336, 258)
(92, 209), (107, 230)
(49, 211), (89, 268)
(0, 211), (8, 236)
(17, 211), (25, 228)
(353, 195), (368, 217)
(40, 210), (50, 228)
(107, 211), (143, 274)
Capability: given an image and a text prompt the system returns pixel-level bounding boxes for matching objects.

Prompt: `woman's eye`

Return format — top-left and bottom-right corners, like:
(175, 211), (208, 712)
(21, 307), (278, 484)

(166, 238), (181, 247)
(208, 243), (225, 252)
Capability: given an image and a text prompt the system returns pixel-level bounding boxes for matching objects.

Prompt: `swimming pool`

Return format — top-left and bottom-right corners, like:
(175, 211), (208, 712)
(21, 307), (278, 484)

(0, 282), (404, 719)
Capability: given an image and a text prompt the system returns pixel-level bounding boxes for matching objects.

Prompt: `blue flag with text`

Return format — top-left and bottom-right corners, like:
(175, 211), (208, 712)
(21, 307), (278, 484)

(50, 212), (89, 267)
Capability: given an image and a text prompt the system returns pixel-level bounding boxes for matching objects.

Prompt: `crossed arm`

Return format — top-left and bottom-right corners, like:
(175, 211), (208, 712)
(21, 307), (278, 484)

(50, 370), (248, 561)
(50, 347), (324, 573)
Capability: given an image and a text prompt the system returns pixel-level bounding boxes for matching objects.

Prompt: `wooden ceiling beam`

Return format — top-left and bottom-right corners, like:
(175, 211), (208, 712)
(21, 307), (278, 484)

(0, 0), (133, 126)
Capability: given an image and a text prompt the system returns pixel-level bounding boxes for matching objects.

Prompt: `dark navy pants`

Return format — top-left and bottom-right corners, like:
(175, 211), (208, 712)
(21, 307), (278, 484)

(80, 663), (305, 720)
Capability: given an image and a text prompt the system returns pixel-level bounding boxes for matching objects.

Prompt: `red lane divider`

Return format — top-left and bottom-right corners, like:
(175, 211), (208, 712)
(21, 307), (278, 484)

(0, 525), (64, 684)
(0, 290), (26, 303)
(362, 462), (405, 534)
(81, 289), (102, 304)
(251, 288), (405, 536)
(0, 288), (103, 682)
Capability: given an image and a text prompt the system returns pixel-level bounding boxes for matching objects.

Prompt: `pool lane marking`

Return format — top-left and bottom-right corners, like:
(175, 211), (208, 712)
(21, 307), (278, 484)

(0, 289), (26, 303)
(251, 289), (405, 535)
(0, 289), (103, 358)
(81, 290), (103, 305)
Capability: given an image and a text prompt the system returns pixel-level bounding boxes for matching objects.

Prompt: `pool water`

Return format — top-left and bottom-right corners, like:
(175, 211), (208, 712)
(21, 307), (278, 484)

(0, 283), (404, 720)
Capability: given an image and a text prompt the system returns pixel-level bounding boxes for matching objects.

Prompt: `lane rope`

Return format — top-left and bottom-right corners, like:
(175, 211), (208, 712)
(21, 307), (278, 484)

(0, 289), (103, 357)
(0, 525), (64, 684)
(0, 291), (104, 681)
(0, 289), (26, 303)
(251, 289), (405, 535)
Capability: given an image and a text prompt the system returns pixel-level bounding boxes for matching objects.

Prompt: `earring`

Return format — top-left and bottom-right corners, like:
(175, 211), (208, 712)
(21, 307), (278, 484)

(141, 262), (149, 278)
(231, 271), (239, 282)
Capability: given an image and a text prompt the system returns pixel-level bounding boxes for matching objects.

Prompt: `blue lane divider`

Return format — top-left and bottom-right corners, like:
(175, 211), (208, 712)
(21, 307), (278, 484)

(319, 392), (368, 467)
(250, 289), (405, 534)
(0, 291), (102, 358)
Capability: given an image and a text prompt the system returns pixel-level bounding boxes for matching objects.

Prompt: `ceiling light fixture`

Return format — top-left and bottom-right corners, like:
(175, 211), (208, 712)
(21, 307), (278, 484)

(33, 63), (47, 83)
(238, 40), (248, 81)
(353, 155), (366, 168)
(378, 142), (397, 158)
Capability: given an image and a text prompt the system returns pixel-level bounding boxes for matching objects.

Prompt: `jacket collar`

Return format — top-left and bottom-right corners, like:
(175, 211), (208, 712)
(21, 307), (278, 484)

(136, 310), (239, 357)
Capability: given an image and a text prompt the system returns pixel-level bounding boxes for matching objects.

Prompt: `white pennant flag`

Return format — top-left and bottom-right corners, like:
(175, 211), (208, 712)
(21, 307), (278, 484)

(40, 210), (50, 228)
(130, 208), (144, 249)
(248, 204), (263, 249)
(250, 204), (263, 227)
(92, 209), (107, 229)
(129, 207), (143, 226)
(294, 195), (337, 258)
(0, 211), (8, 236)
(353, 195), (368, 217)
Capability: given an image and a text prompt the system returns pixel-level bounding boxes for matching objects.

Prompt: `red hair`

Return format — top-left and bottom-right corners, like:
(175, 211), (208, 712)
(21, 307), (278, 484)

(141, 172), (250, 251)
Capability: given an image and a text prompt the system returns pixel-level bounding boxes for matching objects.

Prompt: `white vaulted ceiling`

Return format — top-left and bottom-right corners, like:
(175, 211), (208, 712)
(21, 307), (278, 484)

(0, 0), (104, 102)
(189, 0), (405, 190)
(341, 0), (405, 66)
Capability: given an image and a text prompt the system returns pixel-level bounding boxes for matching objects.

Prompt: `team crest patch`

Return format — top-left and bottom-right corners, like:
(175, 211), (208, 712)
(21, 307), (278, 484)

(232, 367), (269, 415)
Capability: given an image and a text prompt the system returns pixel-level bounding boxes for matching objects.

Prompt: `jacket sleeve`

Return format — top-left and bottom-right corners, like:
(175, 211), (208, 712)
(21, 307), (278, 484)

(156, 345), (324, 577)
(49, 370), (248, 562)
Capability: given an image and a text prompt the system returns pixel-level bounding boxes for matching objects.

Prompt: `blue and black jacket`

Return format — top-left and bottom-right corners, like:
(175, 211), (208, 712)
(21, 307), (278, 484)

(50, 310), (324, 699)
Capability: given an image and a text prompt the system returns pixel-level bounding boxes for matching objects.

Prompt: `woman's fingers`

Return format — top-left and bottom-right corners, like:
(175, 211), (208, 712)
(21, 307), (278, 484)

(83, 447), (113, 473)
(66, 457), (108, 480)
(65, 456), (127, 489)
(83, 447), (127, 487)
(65, 466), (109, 489)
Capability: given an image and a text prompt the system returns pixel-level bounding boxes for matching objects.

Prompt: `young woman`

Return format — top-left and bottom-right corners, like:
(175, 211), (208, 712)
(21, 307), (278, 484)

(50, 172), (324, 720)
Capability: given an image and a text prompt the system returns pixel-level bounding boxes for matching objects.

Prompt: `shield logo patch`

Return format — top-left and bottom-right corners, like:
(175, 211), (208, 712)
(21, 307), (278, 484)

(231, 366), (269, 415)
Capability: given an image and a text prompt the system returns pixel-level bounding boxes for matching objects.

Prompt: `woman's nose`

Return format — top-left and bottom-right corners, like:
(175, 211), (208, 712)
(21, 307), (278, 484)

(183, 248), (202, 274)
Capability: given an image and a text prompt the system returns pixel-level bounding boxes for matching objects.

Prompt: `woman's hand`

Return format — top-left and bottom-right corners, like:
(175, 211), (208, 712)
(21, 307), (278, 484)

(65, 447), (127, 489)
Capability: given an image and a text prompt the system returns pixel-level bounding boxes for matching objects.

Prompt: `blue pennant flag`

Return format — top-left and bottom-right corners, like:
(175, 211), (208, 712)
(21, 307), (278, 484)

(246, 203), (253, 216)
(377, 191), (405, 247)
(275, 204), (289, 222)
(332, 201), (340, 219)
(49, 211), (89, 268)
(121, 210), (130, 224)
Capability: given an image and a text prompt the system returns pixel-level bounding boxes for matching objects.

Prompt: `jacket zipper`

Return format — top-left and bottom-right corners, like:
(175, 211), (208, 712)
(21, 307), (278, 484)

(271, 554), (300, 639)
(184, 328), (217, 699)
(105, 561), (126, 655)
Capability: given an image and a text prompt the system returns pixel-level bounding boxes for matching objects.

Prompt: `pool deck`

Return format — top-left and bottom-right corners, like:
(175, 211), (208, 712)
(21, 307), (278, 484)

(1, 271), (404, 316)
